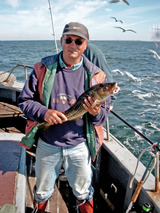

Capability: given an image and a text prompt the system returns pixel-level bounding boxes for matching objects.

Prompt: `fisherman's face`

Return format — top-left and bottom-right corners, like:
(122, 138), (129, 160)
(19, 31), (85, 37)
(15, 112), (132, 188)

(61, 35), (88, 64)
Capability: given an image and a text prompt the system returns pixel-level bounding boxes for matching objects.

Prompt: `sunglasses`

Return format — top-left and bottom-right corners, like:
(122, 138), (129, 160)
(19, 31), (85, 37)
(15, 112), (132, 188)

(64, 37), (85, 46)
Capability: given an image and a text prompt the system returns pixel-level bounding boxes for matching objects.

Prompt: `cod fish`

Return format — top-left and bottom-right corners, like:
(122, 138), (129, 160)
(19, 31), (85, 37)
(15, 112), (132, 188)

(37, 82), (119, 129)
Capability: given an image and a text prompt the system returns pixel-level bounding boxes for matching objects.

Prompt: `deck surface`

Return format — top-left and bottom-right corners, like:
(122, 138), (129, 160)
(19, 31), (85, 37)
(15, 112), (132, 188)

(0, 100), (77, 213)
(25, 149), (73, 213)
(0, 100), (26, 133)
(0, 139), (21, 206)
(0, 101), (23, 118)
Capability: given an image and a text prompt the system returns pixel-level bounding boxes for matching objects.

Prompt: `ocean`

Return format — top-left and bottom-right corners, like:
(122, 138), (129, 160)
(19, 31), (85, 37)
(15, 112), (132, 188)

(0, 40), (160, 168)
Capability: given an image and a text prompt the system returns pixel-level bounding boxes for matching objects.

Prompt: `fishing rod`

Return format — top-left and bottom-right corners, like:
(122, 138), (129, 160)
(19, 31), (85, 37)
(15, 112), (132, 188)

(48, 0), (58, 54)
(110, 110), (160, 151)
(125, 140), (160, 213)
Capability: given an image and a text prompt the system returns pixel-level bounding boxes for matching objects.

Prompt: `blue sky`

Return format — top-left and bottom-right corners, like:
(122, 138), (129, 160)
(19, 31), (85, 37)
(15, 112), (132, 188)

(0, 0), (160, 41)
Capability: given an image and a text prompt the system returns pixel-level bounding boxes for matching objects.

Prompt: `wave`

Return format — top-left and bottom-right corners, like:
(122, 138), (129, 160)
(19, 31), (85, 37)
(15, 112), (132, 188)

(137, 108), (154, 115)
(150, 103), (159, 107)
(146, 122), (160, 131)
(137, 93), (154, 100)
(134, 124), (157, 140)
(132, 90), (154, 100)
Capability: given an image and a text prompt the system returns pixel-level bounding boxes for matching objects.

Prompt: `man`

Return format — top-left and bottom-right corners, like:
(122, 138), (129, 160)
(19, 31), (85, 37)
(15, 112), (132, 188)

(18, 22), (111, 213)
(84, 42), (113, 83)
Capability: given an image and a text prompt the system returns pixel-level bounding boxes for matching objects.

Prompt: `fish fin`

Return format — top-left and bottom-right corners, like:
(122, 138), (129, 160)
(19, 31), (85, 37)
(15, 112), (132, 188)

(37, 122), (51, 131)
(69, 116), (82, 121)
(36, 122), (45, 128)
(67, 113), (84, 121)
(92, 100), (100, 108)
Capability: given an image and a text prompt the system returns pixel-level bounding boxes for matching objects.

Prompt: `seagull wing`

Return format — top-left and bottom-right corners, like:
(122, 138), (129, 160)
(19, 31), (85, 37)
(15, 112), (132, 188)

(109, 0), (119, 3)
(111, 17), (117, 21)
(109, 0), (129, 4)
(148, 49), (160, 59)
(111, 17), (123, 23)
(114, 26), (126, 32)
(118, 20), (123, 24)
(148, 49), (157, 55)
(121, 0), (129, 5)
(127, 29), (136, 33)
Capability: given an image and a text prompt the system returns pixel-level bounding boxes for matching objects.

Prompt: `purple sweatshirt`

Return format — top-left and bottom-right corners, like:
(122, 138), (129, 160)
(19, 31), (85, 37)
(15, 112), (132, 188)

(18, 55), (110, 147)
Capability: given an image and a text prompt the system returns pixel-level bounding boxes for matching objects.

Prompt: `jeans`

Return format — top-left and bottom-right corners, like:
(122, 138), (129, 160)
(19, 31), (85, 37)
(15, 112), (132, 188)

(34, 139), (94, 203)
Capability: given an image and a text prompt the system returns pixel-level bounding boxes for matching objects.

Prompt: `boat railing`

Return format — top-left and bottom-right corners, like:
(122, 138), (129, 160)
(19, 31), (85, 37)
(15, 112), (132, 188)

(0, 64), (33, 83)
(106, 110), (160, 193)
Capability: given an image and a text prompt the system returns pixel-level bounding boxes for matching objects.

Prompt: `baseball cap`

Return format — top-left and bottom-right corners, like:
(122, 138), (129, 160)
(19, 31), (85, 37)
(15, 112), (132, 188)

(62, 22), (89, 40)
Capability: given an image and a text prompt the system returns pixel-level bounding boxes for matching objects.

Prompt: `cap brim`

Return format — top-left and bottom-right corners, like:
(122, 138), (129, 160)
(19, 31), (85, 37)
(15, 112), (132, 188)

(63, 31), (88, 40)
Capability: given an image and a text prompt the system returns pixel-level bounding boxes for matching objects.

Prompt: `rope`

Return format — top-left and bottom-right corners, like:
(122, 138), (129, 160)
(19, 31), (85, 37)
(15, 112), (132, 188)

(0, 64), (20, 79)
(0, 64), (33, 83)
(129, 144), (157, 188)
(74, 200), (86, 212)
(143, 157), (156, 182)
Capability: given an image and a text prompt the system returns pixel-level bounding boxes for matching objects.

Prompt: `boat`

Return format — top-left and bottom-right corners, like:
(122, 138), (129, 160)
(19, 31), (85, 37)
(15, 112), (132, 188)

(0, 1), (160, 211)
(0, 63), (160, 213)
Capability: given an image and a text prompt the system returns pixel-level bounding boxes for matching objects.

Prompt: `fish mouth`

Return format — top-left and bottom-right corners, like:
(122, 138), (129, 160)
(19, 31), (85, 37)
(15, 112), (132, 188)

(111, 83), (120, 94)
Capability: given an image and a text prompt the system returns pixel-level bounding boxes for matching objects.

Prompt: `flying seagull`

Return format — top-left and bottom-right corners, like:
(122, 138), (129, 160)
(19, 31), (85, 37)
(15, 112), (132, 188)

(148, 49), (160, 60)
(111, 17), (123, 24)
(109, 0), (129, 6)
(114, 27), (136, 33)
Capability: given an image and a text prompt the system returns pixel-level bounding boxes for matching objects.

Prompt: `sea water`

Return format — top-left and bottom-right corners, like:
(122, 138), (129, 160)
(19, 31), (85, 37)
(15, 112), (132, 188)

(0, 40), (160, 168)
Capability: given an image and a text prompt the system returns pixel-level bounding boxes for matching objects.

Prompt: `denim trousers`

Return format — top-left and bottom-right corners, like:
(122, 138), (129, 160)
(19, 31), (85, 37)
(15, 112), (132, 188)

(33, 139), (94, 203)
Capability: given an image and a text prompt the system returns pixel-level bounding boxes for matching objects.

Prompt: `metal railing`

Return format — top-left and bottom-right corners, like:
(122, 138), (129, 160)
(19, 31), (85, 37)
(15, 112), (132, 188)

(0, 64), (33, 83)
(106, 110), (160, 192)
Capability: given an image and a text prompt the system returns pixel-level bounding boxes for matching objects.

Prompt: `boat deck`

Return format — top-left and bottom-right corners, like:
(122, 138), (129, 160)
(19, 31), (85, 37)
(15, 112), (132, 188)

(0, 100), (77, 213)
(1, 98), (160, 213)
(0, 133), (26, 213)
(25, 146), (77, 213)
(0, 137), (23, 206)
(0, 100), (25, 133)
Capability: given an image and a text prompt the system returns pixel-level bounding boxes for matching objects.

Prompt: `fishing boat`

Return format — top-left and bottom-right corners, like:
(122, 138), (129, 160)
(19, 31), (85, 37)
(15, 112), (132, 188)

(0, 1), (160, 211)
(0, 63), (160, 213)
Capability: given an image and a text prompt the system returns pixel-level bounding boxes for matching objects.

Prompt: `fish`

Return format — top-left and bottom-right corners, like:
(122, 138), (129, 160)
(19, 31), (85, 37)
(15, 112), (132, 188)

(37, 82), (120, 130)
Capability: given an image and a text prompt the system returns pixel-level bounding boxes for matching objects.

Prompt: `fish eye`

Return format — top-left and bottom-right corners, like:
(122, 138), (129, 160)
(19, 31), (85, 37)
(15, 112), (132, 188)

(104, 86), (108, 91)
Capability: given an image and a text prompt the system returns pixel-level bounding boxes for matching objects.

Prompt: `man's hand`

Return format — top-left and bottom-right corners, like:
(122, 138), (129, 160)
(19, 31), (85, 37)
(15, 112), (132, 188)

(83, 96), (101, 116)
(44, 109), (67, 125)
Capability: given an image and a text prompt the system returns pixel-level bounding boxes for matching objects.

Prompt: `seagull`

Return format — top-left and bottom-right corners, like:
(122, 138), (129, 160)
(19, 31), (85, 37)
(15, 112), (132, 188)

(114, 26), (136, 33)
(108, 0), (129, 6)
(148, 49), (160, 60)
(111, 17), (123, 24)
(112, 69), (124, 75)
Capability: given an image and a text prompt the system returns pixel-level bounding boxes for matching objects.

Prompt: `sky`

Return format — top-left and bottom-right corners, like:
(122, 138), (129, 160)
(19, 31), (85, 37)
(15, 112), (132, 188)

(0, 0), (160, 41)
